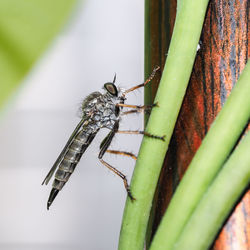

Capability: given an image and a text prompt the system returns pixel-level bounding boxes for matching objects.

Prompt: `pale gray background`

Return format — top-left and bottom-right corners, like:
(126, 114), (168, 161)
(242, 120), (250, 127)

(0, 0), (144, 249)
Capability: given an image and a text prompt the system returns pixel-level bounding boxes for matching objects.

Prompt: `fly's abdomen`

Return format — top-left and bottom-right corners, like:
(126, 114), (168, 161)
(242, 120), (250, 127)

(52, 143), (83, 190)
(47, 128), (97, 209)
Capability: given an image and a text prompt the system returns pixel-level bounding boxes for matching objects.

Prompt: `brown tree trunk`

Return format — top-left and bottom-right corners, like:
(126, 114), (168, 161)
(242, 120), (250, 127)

(145, 0), (250, 249)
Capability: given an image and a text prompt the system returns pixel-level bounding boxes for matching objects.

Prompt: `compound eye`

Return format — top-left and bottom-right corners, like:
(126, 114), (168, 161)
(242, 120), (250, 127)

(104, 83), (118, 96)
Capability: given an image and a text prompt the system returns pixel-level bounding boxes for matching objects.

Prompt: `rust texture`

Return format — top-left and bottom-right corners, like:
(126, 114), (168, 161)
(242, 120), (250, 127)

(147, 0), (250, 249)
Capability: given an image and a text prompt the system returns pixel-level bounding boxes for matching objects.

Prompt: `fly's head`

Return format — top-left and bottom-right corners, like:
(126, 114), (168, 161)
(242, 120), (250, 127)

(103, 73), (118, 97)
(104, 82), (118, 97)
(103, 73), (126, 103)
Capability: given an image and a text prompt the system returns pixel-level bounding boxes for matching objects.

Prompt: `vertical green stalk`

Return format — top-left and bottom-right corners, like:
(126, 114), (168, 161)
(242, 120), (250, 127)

(173, 131), (250, 250)
(149, 60), (250, 250)
(118, 1), (209, 249)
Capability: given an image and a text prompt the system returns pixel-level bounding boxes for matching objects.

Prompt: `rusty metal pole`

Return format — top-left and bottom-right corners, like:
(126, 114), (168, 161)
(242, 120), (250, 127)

(145, 0), (250, 249)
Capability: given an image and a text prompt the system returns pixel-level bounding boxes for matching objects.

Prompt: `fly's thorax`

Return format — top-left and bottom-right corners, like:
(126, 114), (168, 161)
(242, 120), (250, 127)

(91, 94), (118, 129)
(80, 91), (120, 130)
(81, 92), (102, 113)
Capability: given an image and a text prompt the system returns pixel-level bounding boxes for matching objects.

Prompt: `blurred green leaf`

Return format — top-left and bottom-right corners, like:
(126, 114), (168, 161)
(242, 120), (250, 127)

(0, 0), (77, 110)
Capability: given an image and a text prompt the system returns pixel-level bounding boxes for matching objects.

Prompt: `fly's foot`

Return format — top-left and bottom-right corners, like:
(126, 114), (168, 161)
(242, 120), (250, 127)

(161, 135), (166, 141)
(142, 102), (159, 111)
(117, 130), (165, 141)
(123, 176), (136, 201)
(152, 102), (159, 108)
(144, 102), (159, 114)
(142, 131), (165, 141)
(127, 187), (136, 202)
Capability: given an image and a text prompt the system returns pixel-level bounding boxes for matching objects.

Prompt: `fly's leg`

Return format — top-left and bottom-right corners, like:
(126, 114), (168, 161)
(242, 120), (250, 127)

(106, 149), (137, 160)
(117, 130), (165, 141)
(117, 103), (158, 110)
(120, 103), (158, 116)
(99, 159), (135, 201)
(122, 110), (144, 115)
(122, 66), (160, 95)
(99, 122), (135, 201)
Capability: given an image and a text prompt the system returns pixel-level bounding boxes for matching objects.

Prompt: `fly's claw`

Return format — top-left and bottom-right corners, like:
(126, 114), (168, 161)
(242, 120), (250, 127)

(150, 134), (165, 141)
(160, 135), (166, 141)
(127, 188), (136, 202)
(144, 102), (159, 115)
(142, 131), (165, 141)
(153, 102), (159, 107)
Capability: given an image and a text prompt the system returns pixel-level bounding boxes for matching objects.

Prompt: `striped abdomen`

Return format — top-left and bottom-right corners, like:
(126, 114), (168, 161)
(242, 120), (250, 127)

(47, 128), (97, 209)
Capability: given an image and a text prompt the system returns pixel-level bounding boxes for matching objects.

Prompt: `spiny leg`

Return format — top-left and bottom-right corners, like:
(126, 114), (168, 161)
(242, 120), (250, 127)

(99, 121), (135, 200)
(117, 130), (165, 141)
(117, 103), (158, 110)
(106, 149), (137, 160)
(122, 66), (160, 95)
(121, 109), (141, 115)
(121, 103), (158, 116)
(99, 159), (135, 201)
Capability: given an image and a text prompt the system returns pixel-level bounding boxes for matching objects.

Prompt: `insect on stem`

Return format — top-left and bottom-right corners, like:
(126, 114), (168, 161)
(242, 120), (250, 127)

(42, 66), (162, 209)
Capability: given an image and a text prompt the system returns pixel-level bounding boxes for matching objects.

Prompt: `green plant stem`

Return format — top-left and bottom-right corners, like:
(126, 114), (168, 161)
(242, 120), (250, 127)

(149, 61), (250, 250)
(173, 131), (250, 250)
(118, 1), (209, 249)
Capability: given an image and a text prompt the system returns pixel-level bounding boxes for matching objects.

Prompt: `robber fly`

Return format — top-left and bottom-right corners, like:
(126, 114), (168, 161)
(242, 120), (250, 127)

(42, 66), (164, 209)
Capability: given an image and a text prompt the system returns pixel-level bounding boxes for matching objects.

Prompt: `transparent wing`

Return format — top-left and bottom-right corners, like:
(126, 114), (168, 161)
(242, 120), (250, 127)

(42, 118), (88, 185)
